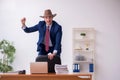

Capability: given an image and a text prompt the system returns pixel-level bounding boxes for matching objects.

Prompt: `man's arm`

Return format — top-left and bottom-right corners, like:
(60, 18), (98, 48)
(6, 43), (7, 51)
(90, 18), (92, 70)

(54, 26), (62, 51)
(48, 26), (62, 60)
(21, 17), (39, 33)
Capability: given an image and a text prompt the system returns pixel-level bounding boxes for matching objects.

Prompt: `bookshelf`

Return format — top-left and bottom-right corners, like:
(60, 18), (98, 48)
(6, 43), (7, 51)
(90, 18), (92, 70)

(72, 28), (95, 80)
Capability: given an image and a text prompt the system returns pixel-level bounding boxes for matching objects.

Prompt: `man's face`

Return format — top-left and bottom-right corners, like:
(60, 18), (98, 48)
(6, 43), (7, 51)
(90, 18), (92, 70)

(44, 16), (53, 26)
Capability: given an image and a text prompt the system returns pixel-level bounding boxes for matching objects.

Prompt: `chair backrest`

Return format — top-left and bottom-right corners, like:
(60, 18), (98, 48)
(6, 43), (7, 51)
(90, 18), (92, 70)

(36, 55), (61, 73)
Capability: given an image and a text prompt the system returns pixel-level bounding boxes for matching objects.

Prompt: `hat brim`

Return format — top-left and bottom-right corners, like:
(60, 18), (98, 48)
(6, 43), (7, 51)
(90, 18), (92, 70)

(40, 14), (57, 18)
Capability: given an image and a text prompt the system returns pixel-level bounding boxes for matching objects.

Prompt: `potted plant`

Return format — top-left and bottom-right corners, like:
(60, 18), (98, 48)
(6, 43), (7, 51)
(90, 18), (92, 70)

(0, 39), (16, 73)
(80, 32), (86, 39)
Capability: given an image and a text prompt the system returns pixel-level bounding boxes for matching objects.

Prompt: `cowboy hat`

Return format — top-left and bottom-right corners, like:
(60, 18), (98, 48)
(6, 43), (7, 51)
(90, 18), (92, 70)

(40, 9), (57, 18)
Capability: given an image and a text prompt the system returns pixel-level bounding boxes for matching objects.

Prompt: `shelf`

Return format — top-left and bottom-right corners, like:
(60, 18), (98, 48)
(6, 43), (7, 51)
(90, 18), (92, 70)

(72, 72), (93, 74)
(73, 28), (95, 32)
(73, 28), (95, 80)
(73, 61), (92, 64)
(74, 38), (94, 42)
(74, 49), (94, 53)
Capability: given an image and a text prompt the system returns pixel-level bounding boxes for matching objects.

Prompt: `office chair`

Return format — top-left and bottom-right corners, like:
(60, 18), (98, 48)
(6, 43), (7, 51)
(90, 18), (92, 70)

(36, 55), (61, 73)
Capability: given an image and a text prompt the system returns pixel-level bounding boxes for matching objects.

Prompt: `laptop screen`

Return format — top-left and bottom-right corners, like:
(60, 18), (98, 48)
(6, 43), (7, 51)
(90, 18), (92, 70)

(30, 62), (48, 74)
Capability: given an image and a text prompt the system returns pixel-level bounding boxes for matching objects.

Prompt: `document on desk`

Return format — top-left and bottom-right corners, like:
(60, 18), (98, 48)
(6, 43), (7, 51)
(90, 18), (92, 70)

(55, 64), (69, 74)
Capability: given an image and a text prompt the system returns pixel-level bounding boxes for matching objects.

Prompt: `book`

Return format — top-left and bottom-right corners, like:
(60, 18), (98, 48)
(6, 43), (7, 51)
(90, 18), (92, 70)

(55, 64), (69, 74)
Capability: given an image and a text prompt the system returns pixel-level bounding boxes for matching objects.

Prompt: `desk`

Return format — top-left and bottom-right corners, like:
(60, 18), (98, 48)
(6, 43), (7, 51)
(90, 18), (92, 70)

(0, 73), (92, 80)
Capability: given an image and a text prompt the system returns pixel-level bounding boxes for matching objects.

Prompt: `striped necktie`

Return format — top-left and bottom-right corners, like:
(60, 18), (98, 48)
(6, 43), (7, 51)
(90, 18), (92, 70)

(45, 26), (50, 51)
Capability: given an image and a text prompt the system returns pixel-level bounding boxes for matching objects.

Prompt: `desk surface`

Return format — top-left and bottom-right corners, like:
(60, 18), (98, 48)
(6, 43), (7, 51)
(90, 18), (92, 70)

(0, 73), (92, 76)
(0, 73), (92, 80)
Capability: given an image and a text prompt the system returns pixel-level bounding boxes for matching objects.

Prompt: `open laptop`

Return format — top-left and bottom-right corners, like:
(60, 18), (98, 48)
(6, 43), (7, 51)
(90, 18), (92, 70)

(30, 62), (48, 74)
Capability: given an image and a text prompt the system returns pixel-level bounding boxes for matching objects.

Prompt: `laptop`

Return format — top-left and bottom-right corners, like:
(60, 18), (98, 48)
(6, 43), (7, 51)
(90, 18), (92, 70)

(30, 62), (48, 74)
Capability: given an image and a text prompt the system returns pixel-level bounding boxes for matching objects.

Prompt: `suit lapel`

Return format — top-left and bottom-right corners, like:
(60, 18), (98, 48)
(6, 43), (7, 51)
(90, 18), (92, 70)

(50, 22), (55, 37)
(43, 25), (46, 37)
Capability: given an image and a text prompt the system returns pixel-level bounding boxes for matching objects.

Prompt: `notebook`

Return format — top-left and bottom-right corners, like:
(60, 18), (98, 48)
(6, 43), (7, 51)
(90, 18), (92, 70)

(30, 62), (48, 74)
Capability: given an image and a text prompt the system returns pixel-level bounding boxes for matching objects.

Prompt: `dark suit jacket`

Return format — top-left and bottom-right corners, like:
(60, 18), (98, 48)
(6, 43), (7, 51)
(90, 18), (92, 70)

(23, 20), (62, 56)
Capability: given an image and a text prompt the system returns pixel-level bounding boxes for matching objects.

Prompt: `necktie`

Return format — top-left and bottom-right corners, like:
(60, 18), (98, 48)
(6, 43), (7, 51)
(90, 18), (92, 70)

(45, 26), (50, 51)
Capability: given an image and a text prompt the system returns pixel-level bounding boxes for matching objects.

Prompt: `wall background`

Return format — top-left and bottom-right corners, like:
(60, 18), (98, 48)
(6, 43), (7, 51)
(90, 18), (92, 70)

(0, 0), (120, 80)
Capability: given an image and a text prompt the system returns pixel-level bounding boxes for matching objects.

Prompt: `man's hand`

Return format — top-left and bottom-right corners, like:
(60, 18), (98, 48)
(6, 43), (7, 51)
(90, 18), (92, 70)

(48, 53), (56, 60)
(21, 17), (26, 27)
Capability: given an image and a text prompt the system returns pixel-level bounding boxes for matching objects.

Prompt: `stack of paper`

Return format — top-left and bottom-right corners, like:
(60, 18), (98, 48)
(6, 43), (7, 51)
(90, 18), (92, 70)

(55, 64), (69, 74)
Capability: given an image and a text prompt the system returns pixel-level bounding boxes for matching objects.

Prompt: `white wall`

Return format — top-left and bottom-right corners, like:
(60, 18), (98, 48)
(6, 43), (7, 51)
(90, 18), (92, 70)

(0, 0), (120, 80)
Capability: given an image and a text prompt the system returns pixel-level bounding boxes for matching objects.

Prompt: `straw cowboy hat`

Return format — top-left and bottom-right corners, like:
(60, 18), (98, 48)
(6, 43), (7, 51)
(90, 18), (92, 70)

(40, 9), (57, 18)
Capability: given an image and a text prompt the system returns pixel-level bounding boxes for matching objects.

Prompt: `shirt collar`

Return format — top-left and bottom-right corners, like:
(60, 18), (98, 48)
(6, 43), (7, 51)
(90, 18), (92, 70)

(46, 23), (52, 28)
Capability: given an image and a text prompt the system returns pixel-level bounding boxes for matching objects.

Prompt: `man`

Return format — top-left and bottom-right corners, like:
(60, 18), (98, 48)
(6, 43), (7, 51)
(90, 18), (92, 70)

(21, 9), (62, 61)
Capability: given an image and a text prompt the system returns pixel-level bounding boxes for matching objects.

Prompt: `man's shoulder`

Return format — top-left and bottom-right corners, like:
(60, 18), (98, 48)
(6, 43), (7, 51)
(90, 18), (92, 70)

(53, 21), (61, 27)
(38, 21), (45, 25)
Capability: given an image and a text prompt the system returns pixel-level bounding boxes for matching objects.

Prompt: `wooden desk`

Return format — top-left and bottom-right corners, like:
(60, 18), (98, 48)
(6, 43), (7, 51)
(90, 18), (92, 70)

(0, 73), (92, 80)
